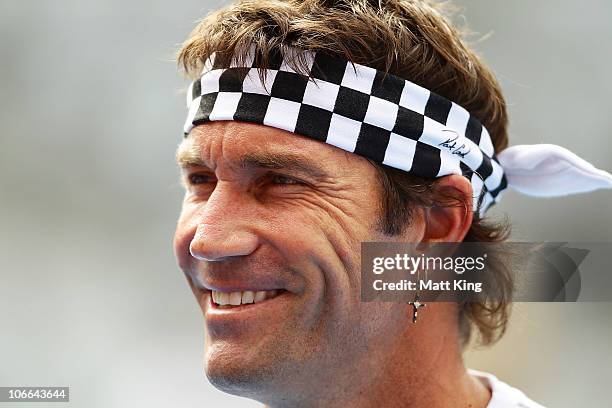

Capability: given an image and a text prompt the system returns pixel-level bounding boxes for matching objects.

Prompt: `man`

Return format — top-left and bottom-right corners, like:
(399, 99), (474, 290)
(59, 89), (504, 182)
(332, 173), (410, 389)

(173, 1), (612, 407)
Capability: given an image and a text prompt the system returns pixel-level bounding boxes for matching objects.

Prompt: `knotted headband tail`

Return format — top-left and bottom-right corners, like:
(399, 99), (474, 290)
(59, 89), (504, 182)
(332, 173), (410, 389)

(183, 47), (612, 214)
(497, 144), (612, 196)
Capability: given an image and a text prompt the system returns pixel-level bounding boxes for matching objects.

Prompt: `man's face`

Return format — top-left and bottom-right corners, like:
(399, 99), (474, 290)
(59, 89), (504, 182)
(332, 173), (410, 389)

(173, 121), (421, 399)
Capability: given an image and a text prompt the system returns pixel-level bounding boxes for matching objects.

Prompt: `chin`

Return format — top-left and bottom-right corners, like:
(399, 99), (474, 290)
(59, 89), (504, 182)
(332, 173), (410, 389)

(203, 338), (289, 397)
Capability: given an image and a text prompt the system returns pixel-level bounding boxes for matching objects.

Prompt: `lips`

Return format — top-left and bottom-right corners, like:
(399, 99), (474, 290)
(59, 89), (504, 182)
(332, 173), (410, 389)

(203, 288), (292, 336)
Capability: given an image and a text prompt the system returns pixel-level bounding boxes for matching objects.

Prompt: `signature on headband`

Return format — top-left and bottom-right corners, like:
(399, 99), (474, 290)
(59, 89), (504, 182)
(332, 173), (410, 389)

(438, 130), (470, 158)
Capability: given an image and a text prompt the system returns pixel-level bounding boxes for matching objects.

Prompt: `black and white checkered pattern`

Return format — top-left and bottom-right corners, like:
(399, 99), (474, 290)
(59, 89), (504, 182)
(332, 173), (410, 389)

(183, 50), (507, 214)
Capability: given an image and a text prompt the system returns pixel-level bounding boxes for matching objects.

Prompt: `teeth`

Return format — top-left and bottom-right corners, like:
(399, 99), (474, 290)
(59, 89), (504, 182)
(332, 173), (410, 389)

(217, 292), (229, 305)
(229, 292), (242, 306)
(254, 291), (266, 303)
(211, 289), (280, 306)
(242, 291), (254, 304)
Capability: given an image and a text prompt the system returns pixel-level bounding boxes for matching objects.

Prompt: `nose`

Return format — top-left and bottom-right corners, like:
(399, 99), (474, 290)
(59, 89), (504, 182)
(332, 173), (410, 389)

(188, 183), (260, 262)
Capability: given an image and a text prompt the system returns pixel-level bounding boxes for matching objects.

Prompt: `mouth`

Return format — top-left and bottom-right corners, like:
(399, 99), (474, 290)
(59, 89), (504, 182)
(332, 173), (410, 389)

(200, 286), (295, 335)
(210, 289), (286, 310)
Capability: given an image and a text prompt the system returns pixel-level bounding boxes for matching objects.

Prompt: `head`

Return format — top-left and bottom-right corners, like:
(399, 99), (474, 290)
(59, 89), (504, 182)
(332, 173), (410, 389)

(174, 0), (513, 404)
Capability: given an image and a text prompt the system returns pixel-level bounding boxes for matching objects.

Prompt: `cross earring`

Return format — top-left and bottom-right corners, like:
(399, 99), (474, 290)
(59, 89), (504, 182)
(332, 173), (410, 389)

(408, 268), (426, 323)
(408, 293), (426, 323)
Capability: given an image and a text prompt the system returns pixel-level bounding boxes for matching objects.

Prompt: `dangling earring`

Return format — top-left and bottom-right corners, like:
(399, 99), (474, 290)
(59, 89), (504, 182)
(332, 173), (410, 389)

(408, 268), (426, 323)
(408, 293), (426, 323)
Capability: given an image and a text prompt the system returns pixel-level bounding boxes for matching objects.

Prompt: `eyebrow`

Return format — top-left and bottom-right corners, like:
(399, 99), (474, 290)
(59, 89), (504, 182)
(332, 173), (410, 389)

(176, 142), (330, 179)
(239, 152), (330, 179)
(176, 142), (207, 168)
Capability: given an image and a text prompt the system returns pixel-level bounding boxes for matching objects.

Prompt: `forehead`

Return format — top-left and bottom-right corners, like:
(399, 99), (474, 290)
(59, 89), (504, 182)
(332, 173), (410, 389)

(177, 121), (360, 169)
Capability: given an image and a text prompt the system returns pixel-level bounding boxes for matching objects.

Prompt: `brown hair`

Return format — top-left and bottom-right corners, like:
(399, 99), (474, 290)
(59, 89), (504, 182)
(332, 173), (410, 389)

(178, 0), (513, 347)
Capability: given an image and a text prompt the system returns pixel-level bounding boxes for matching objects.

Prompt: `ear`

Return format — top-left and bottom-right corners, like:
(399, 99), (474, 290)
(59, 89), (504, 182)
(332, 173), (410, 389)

(422, 174), (473, 243)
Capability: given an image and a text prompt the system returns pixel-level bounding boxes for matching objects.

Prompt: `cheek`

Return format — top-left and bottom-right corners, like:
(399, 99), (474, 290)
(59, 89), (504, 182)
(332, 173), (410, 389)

(267, 201), (354, 271)
(268, 200), (370, 313)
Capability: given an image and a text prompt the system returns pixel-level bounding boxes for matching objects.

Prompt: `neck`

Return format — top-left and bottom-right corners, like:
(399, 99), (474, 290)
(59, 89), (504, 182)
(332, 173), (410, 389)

(264, 303), (491, 408)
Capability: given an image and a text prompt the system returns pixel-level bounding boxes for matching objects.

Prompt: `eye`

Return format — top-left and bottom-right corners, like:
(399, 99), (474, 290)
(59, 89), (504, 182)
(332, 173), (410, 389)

(187, 173), (215, 185)
(270, 174), (302, 186)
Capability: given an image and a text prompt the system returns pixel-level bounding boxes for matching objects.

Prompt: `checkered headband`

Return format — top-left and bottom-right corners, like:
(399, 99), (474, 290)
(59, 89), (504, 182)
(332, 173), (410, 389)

(183, 50), (505, 215)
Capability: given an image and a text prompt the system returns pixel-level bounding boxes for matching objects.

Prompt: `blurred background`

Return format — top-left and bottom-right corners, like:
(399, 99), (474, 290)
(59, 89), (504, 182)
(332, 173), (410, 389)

(1, 0), (611, 407)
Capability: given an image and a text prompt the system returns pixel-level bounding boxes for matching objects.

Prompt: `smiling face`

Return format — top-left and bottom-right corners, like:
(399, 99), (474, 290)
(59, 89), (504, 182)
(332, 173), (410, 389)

(173, 121), (424, 403)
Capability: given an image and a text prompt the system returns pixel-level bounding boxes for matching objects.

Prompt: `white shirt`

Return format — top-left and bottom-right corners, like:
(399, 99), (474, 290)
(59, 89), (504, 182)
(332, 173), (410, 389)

(469, 369), (546, 408)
